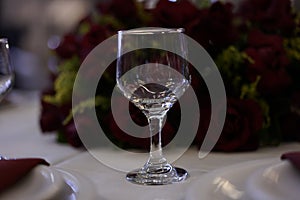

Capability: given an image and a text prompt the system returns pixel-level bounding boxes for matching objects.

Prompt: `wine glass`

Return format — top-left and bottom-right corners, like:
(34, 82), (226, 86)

(0, 38), (14, 102)
(116, 28), (191, 185)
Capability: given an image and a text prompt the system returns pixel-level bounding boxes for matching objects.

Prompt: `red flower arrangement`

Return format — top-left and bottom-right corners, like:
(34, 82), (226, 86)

(40, 0), (300, 152)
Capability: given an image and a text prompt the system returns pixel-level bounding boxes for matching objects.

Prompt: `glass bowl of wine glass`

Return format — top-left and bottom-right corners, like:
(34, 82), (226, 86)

(0, 38), (14, 102)
(117, 28), (190, 185)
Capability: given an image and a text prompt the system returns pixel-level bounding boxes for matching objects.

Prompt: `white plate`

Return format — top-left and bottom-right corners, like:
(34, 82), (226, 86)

(185, 159), (279, 200)
(0, 166), (97, 200)
(246, 161), (300, 200)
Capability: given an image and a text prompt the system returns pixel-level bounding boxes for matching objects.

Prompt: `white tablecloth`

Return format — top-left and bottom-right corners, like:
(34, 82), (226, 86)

(1, 90), (300, 200)
(0, 90), (82, 164)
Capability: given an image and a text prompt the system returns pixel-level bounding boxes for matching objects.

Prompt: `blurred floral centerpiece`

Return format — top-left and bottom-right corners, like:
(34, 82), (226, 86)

(40, 0), (300, 151)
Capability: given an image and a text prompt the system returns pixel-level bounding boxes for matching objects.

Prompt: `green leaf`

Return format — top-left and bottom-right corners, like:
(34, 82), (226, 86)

(56, 130), (67, 143)
(284, 37), (300, 61)
(63, 96), (110, 125)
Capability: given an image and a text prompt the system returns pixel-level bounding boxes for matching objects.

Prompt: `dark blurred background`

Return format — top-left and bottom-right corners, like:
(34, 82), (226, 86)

(0, 0), (100, 90)
(0, 0), (299, 90)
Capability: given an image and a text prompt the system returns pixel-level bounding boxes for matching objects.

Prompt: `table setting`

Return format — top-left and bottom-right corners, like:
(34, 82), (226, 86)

(0, 91), (299, 199)
(1, 0), (300, 199)
(1, 100), (300, 200)
(0, 94), (300, 199)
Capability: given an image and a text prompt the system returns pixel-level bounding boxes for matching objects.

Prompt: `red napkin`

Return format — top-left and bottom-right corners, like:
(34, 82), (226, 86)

(0, 158), (49, 194)
(281, 152), (300, 171)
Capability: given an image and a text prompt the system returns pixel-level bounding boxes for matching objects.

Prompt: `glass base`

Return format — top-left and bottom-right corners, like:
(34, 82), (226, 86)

(126, 166), (188, 185)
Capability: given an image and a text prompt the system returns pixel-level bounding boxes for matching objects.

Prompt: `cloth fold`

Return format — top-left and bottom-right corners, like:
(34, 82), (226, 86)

(281, 151), (300, 171)
(0, 158), (49, 194)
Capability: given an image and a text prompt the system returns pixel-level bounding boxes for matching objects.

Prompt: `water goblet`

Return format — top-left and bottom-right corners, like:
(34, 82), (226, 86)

(0, 38), (14, 102)
(116, 28), (191, 185)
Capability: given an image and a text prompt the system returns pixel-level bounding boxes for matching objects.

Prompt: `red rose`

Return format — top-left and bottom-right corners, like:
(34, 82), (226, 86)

(291, 91), (300, 109)
(97, 0), (139, 27)
(55, 34), (80, 59)
(103, 112), (149, 150)
(186, 2), (238, 52)
(62, 120), (83, 148)
(193, 95), (211, 147)
(238, 0), (295, 35)
(193, 96), (262, 152)
(62, 114), (101, 148)
(245, 30), (291, 95)
(280, 113), (300, 142)
(102, 95), (176, 150)
(80, 24), (111, 59)
(214, 98), (263, 152)
(280, 91), (300, 141)
(39, 90), (71, 133)
(40, 99), (84, 148)
(40, 101), (63, 132)
(151, 0), (199, 28)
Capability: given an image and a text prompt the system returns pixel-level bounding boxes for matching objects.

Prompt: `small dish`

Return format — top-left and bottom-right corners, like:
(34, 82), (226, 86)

(185, 159), (278, 200)
(0, 165), (96, 200)
(245, 160), (300, 200)
(0, 165), (65, 200)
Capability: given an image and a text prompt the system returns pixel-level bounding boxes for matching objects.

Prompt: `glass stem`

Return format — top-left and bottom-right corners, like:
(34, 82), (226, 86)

(146, 114), (167, 166)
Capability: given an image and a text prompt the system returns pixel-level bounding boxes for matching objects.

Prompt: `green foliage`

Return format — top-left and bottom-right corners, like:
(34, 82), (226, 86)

(196, 0), (212, 8)
(216, 46), (254, 94)
(44, 56), (80, 105)
(284, 37), (300, 61)
(240, 76), (260, 99)
(41, 0), (300, 150)
(135, 1), (153, 25)
(98, 15), (123, 30)
(63, 96), (110, 125)
(57, 130), (68, 143)
(78, 22), (91, 35)
(216, 46), (274, 145)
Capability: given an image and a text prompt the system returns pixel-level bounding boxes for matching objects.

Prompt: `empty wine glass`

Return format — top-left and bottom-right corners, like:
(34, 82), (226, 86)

(116, 28), (191, 185)
(0, 38), (14, 102)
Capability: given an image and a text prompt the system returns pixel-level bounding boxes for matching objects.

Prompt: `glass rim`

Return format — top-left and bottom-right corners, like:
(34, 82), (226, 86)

(0, 38), (8, 43)
(118, 27), (184, 35)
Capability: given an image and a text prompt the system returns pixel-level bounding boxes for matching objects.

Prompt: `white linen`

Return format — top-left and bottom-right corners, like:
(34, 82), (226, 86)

(0, 90), (300, 199)
(0, 90), (82, 164)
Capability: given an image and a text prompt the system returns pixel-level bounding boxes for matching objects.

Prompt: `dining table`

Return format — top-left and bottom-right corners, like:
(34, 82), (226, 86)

(0, 89), (299, 200)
